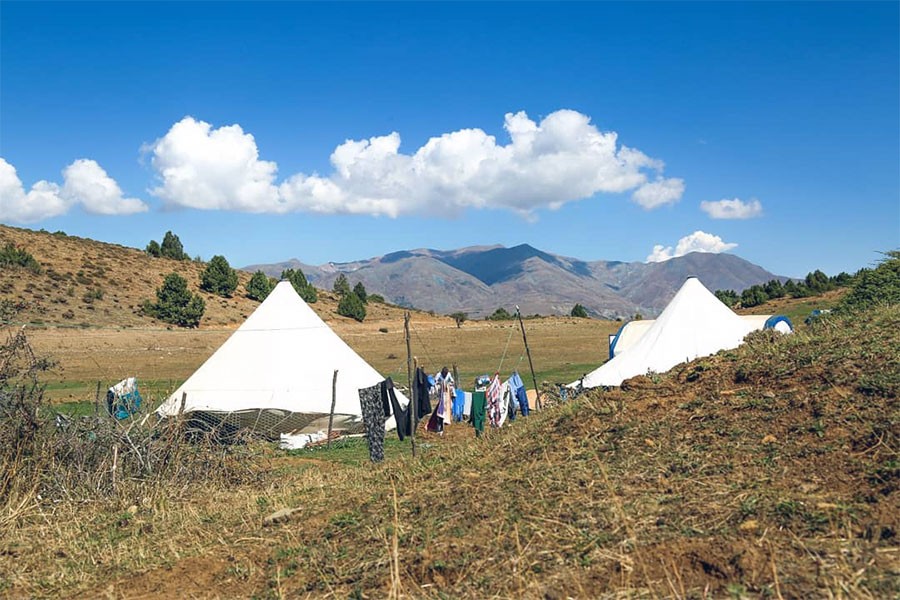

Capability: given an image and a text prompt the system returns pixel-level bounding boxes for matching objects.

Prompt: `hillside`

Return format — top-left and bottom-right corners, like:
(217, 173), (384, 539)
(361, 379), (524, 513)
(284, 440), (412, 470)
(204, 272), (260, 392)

(0, 225), (416, 328)
(247, 244), (786, 318)
(4, 303), (896, 598)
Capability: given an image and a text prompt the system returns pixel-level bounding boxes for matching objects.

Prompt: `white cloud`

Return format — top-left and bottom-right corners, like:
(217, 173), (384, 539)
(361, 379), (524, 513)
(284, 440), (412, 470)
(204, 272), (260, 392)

(646, 230), (738, 263)
(632, 177), (686, 209)
(0, 159), (68, 222)
(62, 159), (147, 215)
(0, 157), (147, 223)
(700, 197), (763, 219)
(147, 110), (685, 217)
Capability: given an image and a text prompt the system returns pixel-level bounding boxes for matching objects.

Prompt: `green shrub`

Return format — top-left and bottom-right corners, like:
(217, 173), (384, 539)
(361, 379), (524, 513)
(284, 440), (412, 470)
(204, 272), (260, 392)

(714, 289), (739, 308)
(160, 231), (189, 260)
(353, 281), (368, 304)
(200, 255), (238, 297)
(450, 312), (467, 328)
(145, 240), (161, 257)
(333, 274), (350, 296)
(0, 243), (42, 274)
(740, 285), (769, 308)
(368, 294), (385, 304)
(245, 271), (273, 302)
(488, 307), (513, 321)
(143, 273), (205, 328)
(570, 304), (588, 318)
(337, 291), (366, 322)
(281, 268), (317, 303)
(838, 251), (900, 312)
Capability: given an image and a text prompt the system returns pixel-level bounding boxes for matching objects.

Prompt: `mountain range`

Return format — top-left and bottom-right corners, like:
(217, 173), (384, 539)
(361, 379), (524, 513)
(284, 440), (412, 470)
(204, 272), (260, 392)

(245, 245), (784, 319)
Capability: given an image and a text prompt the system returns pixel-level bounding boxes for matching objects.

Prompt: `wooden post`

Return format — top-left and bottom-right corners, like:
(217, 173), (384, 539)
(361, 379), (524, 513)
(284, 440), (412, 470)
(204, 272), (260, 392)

(328, 369), (338, 446)
(515, 306), (542, 411)
(111, 443), (118, 492)
(94, 380), (101, 415)
(404, 312), (416, 457)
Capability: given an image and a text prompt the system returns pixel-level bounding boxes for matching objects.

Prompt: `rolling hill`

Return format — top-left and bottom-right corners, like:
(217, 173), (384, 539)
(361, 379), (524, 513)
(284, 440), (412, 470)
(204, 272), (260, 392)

(0, 225), (417, 329)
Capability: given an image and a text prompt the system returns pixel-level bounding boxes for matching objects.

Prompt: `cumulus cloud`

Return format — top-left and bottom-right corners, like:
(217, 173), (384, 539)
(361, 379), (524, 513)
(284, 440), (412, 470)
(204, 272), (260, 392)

(700, 197), (763, 219)
(632, 177), (686, 209)
(62, 160), (147, 215)
(147, 111), (685, 217)
(0, 158), (147, 223)
(646, 230), (738, 263)
(0, 159), (68, 222)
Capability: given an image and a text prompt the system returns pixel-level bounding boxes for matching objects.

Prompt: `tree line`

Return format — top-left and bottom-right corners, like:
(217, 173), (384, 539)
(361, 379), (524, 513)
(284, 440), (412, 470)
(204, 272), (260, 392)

(714, 269), (856, 309)
(142, 231), (373, 327)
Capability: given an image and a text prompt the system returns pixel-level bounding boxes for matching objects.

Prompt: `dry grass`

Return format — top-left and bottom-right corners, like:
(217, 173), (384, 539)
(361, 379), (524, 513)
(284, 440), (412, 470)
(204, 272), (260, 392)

(2, 223), (619, 403)
(0, 224), (432, 329)
(24, 316), (617, 403)
(1, 305), (897, 599)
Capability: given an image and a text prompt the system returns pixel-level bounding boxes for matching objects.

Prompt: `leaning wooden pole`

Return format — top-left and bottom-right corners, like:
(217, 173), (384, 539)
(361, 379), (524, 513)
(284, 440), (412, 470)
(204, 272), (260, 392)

(327, 369), (338, 447)
(404, 312), (416, 457)
(515, 306), (542, 411)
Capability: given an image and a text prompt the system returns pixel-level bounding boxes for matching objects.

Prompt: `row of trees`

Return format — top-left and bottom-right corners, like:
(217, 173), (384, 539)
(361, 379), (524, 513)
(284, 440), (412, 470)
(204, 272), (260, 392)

(715, 269), (856, 309)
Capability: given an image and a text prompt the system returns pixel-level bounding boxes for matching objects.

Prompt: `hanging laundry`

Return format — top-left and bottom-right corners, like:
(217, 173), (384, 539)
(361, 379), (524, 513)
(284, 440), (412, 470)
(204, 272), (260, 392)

(379, 377), (393, 418)
(414, 367), (432, 419)
(426, 402), (443, 433)
(504, 377), (517, 422)
(470, 391), (486, 437)
(463, 391), (473, 417)
(498, 379), (511, 427)
(453, 388), (465, 422)
(509, 371), (530, 416)
(385, 379), (412, 441)
(358, 383), (386, 462)
(487, 373), (502, 428)
(435, 367), (455, 425)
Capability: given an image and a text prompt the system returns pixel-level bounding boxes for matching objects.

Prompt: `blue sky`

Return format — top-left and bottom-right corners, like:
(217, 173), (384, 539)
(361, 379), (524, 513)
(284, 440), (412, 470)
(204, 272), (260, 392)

(1, 1), (897, 278)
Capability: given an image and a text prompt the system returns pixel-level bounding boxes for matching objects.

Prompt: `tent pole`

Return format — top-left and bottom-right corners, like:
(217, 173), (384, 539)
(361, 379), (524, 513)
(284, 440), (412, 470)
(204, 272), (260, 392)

(515, 306), (542, 411)
(405, 312), (416, 458)
(328, 369), (338, 447)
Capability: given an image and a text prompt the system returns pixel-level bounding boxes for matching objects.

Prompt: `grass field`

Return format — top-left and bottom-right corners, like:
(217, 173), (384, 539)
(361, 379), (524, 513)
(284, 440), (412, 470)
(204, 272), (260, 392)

(2, 304), (896, 599)
(24, 315), (620, 406)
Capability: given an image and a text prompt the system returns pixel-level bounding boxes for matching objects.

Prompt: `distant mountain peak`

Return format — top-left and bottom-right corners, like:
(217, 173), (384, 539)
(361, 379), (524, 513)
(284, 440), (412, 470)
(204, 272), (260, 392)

(243, 244), (783, 318)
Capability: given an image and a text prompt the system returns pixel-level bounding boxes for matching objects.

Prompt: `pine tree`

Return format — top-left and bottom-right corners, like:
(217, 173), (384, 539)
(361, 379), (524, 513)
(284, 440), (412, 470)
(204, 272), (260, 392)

(200, 255), (239, 297)
(143, 273), (205, 327)
(333, 274), (351, 296)
(337, 291), (366, 322)
(145, 240), (161, 257)
(352, 281), (368, 304)
(281, 268), (318, 303)
(570, 304), (588, 318)
(246, 271), (273, 301)
(160, 231), (189, 260)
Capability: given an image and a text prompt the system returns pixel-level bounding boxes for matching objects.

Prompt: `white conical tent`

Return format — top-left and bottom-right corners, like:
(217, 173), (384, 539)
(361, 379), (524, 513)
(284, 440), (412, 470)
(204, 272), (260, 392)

(157, 281), (406, 433)
(575, 277), (757, 388)
(610, 314), (793, 358)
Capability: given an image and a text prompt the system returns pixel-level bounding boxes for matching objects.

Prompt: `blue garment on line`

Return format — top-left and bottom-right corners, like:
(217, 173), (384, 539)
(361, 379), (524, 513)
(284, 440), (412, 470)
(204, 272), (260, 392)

(452, 389), (465, 422)
(509, 371), (530, 417)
